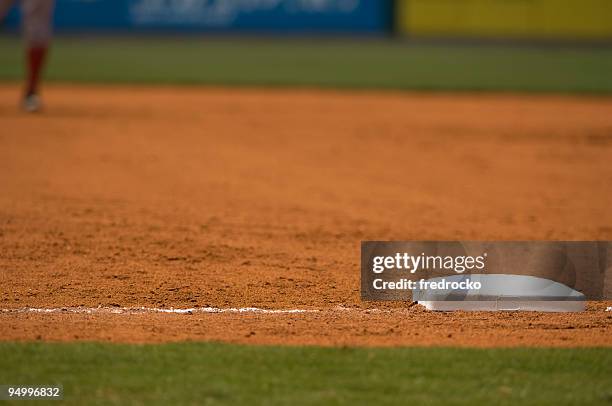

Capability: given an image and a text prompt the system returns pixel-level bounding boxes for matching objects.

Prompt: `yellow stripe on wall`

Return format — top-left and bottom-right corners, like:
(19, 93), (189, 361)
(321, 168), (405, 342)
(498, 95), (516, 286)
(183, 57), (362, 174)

(397, 0), (612, 39)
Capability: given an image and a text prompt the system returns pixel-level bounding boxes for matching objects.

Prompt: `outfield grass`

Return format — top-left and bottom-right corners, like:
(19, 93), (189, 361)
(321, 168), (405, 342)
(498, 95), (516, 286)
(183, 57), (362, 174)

(0, 37), (612, 93)
(0, 343), (610, 405)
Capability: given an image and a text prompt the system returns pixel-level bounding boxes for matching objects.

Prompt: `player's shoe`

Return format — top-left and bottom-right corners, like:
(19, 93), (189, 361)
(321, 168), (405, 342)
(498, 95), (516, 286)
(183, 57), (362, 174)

(22, 93), (42, 113)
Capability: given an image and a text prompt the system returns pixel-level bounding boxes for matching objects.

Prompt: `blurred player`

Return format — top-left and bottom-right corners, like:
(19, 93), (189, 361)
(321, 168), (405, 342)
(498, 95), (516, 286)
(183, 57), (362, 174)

(0, 0), (55, 112)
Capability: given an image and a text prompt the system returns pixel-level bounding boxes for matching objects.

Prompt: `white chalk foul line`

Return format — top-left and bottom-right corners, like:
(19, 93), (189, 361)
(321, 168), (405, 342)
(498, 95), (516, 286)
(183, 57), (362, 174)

(0, 306), (319, 315)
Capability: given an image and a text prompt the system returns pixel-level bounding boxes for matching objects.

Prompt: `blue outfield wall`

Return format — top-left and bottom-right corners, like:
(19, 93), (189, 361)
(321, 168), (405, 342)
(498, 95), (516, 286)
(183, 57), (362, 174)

(2, 0), (392, 34)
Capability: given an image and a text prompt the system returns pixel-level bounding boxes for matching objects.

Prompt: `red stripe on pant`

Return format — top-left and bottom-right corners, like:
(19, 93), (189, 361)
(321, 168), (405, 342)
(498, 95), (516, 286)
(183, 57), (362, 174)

(26, 46), (47, 96)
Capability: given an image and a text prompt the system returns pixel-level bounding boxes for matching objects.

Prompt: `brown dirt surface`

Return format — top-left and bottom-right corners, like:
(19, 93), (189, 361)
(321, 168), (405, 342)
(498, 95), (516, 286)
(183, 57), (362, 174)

(1, 84), (611, 347)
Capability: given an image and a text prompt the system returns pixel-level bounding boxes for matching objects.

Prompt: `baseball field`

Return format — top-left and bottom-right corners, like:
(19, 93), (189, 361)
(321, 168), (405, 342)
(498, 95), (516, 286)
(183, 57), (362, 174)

(1, 37), (611, 404)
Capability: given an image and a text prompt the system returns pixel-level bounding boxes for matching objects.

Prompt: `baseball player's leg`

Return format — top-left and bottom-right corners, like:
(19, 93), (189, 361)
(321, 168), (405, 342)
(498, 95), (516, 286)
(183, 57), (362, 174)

(21, 0), (55, 112)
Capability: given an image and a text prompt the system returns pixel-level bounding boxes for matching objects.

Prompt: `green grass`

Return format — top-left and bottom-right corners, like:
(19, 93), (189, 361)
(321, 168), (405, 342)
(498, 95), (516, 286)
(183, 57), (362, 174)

(0, 343), (610, 405)
(1, 37), (612, 93)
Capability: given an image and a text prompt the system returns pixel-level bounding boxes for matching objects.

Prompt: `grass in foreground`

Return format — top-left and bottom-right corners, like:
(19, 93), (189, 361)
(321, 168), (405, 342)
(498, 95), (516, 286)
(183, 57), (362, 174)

(0, 37), (612, 93)
(0, 343), (610, 405)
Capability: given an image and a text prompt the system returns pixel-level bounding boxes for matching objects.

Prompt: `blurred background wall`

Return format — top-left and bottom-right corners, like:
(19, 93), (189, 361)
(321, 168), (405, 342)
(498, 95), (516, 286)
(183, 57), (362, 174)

(397, 0), (612, 40)
(2, 0), (392, 34)
(2, 0), (612, 40)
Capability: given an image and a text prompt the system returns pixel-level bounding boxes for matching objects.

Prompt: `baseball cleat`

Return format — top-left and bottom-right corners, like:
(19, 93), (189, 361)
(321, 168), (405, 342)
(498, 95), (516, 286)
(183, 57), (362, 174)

(22, 93), (42, 113)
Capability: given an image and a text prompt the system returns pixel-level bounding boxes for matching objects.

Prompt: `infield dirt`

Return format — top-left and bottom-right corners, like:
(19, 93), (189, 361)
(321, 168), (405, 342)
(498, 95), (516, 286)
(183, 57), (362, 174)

(1, 84), (611, 346)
